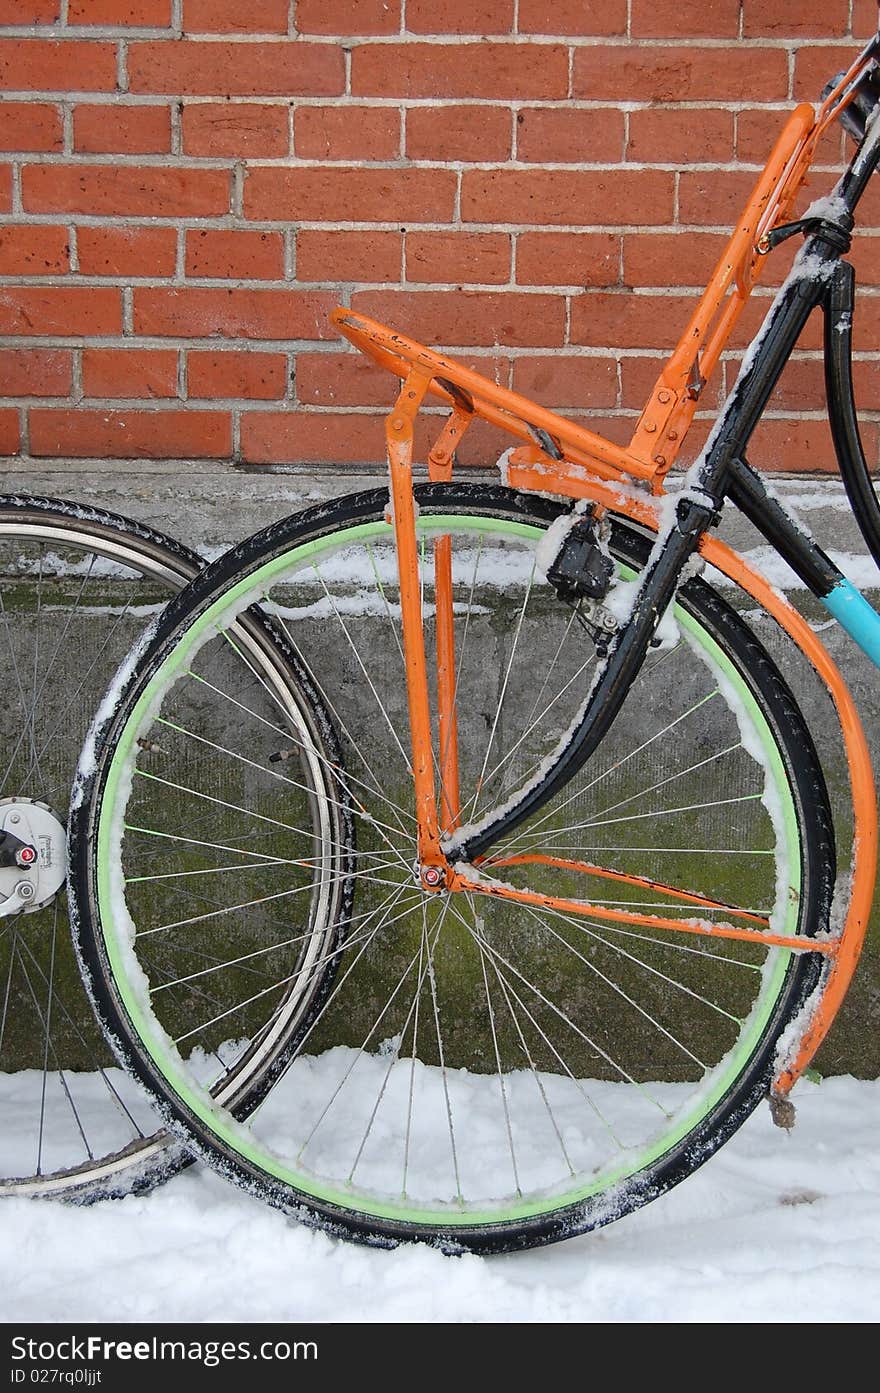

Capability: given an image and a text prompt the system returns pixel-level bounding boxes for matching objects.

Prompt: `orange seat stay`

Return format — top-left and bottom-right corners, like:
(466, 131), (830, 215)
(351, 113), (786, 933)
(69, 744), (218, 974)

(333, 105), (830, 494)
(628, 102), (818, 477)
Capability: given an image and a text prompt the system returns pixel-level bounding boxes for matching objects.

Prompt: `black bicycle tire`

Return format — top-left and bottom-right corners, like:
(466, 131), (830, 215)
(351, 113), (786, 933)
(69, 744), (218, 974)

(69, 482), (835, 1249)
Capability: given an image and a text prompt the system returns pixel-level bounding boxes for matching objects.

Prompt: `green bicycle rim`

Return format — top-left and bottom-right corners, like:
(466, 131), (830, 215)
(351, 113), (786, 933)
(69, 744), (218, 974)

(94, 512), (801, 1230)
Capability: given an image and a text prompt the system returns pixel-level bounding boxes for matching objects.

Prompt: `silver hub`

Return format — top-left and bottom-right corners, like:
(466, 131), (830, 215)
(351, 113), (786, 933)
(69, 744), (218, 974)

(0, 798), (66, 917)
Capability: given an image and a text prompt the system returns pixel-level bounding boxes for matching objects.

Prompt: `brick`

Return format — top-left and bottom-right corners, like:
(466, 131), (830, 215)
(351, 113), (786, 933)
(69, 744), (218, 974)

(751, 357), (827, 413)
(351, 43), (569, 100)
(843, 173), (880, 229)
(848, 234), (880, 286)
(296, 229), (402, 282)
(573, 46), (788, 102)
(627, 107), (734, 165)
(0, 225), (69, 275)
(0, 286), (121, 335)
(182, 103), (289, 157)
(294, 106), (399, 161)
(622, 232), (726, 288)
(22, 164), (230, 218)
(516, 232), (619, 287)
(853, 0), (880, 40)
(82, 347), (178, 398)
(29, 407), (231, 459)
(761, 356), (880, 412)
(511, 354), (618, 410)
(0, 166), (11, 213)
(350, 289), (566, 347)
(517, 108), (625, 164)
(570, 290), (699, 350)
(0, 102), (62, 153)
(295, 350), (408, 406)
(406, 105), (510, 162)
(73, 103), (171, 154)
(677, 170), (757, 227)
(68, 1), (171, 21)
(742, 1), (849, 39)
(406, 232), (510, 285)
(631, 0), (739, 38)
(0, 40), (117, 92)
(0, 2), (60, 20)
(186, 229), (284, 280)
(0, 407), (19, 455)
(461, 169), (674, 227)
(129, 40), (344, 96)
(77, 224), (176, 276)
(133, 287), (337, 339)
(241, 409), (387, 464)
(406, 0), (513, 33)
(188, 349), (287, 399)
(619, 355), (664, 410)
(517, 0), (625, 34)
(183, 0), (288, 33)
(794, 45), (859, 102)
(749, 415), (878, 473)
(295, 0), (400, 34)
(0, 348), (71, 397)
(244, 167), (456, 224)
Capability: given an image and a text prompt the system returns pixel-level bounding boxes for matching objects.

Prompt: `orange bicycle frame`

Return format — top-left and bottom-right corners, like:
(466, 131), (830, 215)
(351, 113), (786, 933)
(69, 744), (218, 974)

(331, 42), (880, 1101)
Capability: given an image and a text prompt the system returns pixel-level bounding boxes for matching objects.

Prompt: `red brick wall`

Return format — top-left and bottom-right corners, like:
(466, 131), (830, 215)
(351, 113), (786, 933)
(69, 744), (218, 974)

(1, 1), (879, 473)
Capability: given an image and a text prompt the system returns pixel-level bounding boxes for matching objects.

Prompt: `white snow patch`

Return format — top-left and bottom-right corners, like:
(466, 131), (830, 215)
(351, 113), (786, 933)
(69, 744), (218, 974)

(1, 1074), (878, 1321)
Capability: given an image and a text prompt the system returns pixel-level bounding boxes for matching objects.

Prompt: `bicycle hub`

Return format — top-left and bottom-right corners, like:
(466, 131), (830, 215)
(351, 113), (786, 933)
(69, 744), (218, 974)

(0, 798), (67, 918)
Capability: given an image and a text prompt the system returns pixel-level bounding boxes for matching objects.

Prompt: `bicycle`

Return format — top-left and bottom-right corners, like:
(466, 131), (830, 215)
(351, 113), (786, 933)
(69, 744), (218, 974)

(0, 496), (349, 1200)
(66, 32), (880, 1253)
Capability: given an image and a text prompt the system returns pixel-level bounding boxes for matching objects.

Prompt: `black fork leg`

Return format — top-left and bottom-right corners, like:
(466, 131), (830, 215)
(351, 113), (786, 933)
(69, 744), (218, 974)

(825, 257), (880, 570)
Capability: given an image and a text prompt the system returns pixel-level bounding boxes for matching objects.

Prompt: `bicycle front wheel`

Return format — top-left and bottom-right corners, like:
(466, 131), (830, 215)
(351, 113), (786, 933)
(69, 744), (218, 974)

(69, 484), (834, 1250)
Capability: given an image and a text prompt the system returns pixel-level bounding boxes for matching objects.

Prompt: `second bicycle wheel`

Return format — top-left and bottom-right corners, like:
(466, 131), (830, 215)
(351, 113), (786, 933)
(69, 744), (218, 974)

(69, 483), (834, 1251)
(0, 495), (349, 1200)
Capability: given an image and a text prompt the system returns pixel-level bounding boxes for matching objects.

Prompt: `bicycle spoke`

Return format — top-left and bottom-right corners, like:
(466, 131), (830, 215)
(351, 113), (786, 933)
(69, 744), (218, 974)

(9, 929), (94, 1166)
(296, 922), (431, 1163)
(458, 905), (671, 1117)
(449, 893), (624, 1151)
(346, 905), (442, 1187)
(184, 665), (417, 833)
(311, 563), (413, 775)
(424, 896), (462, 1202)
(518, 901), (707, 1068)
(473, 913), (521, 1197)
(500, 689), (723, 855)
(1, 555), (97, 792)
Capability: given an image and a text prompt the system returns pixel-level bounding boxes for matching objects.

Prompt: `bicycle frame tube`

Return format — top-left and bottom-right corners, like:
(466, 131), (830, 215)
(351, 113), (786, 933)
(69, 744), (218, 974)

(825, 259), (880, 574)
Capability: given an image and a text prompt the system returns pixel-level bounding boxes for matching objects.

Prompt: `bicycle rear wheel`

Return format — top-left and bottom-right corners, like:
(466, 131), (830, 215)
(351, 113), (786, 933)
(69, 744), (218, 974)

(0, 495), (349, 1200)
(69, 483), (834, 1250)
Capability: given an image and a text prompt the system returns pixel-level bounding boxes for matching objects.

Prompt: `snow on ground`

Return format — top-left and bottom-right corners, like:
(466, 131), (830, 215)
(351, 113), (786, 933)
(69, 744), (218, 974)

(1, 1075), (878, 1323)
